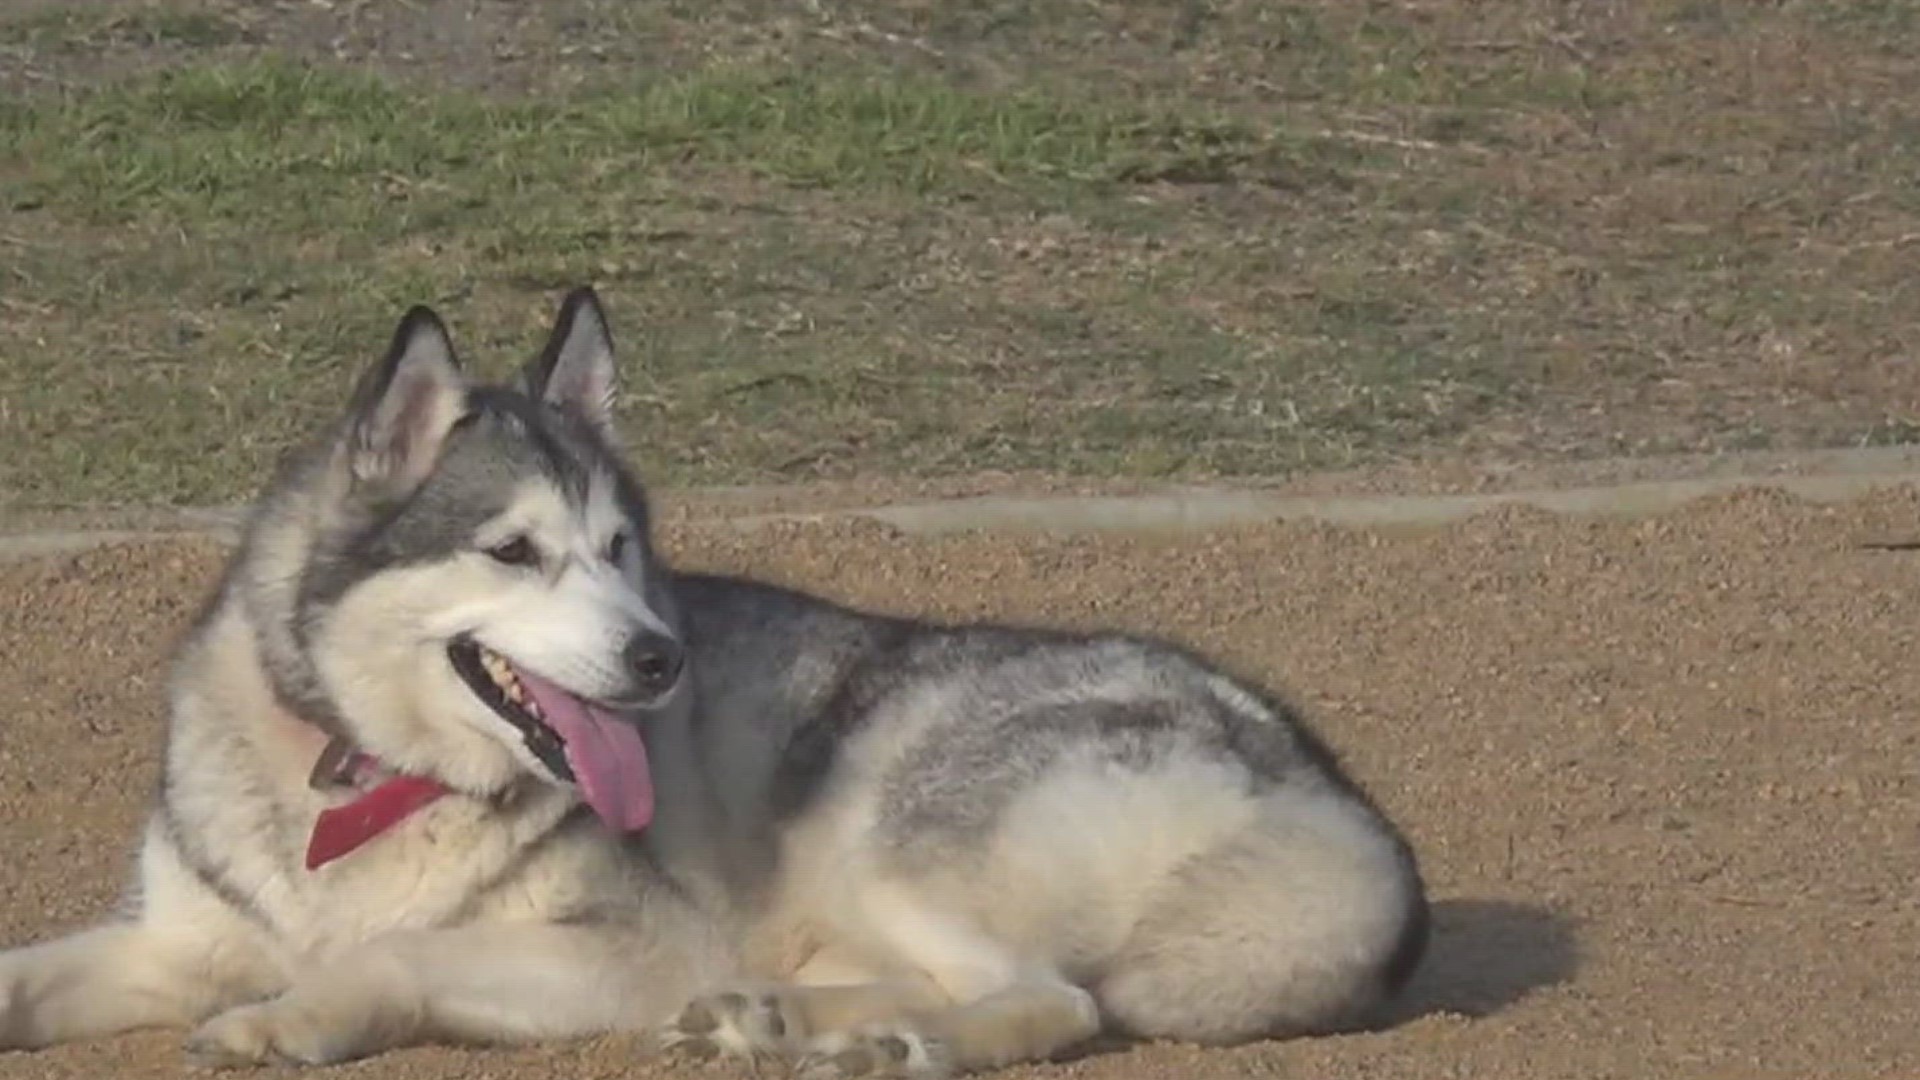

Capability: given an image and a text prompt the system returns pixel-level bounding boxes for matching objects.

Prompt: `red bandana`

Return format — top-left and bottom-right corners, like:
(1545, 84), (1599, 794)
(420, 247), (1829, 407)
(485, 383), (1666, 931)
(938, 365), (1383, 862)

(304, 739), (451, 871)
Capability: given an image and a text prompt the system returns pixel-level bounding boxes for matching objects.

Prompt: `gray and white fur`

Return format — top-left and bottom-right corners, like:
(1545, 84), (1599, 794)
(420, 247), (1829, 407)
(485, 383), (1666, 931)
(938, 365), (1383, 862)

(0, 289), (1426, 1076)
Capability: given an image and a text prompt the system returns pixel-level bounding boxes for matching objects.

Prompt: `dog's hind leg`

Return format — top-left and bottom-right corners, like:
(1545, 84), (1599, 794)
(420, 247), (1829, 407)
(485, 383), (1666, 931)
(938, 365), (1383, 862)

(794, 884), (1100, 1079)
(668, 884), (1102, 1079)
(666, 976), (945, 1065)
(664, 945), (951, 1064)
(795, 976), (1100, 1080)
(1093, 792), (1427, 1045)
(669, 962), (1097, 1079)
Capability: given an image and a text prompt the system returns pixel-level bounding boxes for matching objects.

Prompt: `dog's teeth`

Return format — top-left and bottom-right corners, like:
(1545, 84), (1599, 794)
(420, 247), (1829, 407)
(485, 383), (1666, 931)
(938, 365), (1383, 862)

(477, 647), (528, 705)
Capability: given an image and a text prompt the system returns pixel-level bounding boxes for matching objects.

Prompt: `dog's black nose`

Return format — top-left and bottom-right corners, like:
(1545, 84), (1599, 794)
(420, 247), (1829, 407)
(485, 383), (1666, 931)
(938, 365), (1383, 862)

(624, 631), (684, 696)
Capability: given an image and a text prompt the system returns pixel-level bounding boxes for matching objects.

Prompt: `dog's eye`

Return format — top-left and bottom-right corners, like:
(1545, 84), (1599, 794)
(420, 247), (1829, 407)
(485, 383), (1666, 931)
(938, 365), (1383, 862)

(486, 536), (536, 567)
(608, 532), (628, 564)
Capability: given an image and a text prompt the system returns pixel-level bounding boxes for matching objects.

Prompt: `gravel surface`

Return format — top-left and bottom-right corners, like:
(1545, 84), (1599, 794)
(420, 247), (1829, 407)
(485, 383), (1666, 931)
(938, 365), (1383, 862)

(3, 486), (1917, 1078)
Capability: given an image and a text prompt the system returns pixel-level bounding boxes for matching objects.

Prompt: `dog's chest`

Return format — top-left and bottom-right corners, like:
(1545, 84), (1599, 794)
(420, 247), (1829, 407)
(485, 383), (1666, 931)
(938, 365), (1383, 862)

(217, 790), (582, 961)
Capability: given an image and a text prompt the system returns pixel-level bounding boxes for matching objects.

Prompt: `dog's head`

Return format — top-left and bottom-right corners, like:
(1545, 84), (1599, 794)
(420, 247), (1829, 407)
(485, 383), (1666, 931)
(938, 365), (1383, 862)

(264, 288), (673, 830)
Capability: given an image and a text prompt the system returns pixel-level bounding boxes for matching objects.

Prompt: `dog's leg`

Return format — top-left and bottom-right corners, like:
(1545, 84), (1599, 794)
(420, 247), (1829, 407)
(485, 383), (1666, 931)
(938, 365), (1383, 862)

(797, 977), (1100, 1080)
(0, 822), (282, 1049)
(664, 946), (951, 1064)
(702, 884), (1101, 1079)
(1094, 795), (1426, 1044)
(0, 923), (226, 1048)
(183, 922), (680, 1068)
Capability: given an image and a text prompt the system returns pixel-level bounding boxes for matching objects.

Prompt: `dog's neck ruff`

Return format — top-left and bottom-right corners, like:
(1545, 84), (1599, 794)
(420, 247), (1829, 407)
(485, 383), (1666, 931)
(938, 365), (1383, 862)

(303, 736), (451, 871)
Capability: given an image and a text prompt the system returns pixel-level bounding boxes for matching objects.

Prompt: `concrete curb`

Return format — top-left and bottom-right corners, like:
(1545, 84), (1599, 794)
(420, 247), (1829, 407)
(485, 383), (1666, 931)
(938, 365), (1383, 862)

(723, 469), (1920, 536)
(6, 449), (1920, 563)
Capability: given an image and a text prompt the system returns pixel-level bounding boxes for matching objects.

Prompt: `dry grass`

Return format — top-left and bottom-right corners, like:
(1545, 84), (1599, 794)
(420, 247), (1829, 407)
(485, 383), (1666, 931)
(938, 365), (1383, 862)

(2, 0), (1917, 506)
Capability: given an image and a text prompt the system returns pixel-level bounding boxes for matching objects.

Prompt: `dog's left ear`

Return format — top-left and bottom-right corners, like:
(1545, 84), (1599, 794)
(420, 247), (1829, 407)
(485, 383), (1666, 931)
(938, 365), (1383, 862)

(521, 285), (618, 440)
(346, 305), (469, 492)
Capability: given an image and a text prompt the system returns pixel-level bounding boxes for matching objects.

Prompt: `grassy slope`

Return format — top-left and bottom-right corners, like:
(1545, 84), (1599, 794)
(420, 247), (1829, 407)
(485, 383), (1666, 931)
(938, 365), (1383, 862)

(2, 0), (1917, 507)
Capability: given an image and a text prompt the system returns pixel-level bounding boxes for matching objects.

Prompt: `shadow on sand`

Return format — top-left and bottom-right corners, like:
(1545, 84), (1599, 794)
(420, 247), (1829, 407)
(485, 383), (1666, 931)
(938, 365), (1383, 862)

(1384, 897), (1580, 1024)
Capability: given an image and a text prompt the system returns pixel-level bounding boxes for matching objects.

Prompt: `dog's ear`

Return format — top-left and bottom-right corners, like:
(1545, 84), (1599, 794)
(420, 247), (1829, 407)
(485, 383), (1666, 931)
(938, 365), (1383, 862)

(345, 305), (468, 490)
(521, 285), (618, 440)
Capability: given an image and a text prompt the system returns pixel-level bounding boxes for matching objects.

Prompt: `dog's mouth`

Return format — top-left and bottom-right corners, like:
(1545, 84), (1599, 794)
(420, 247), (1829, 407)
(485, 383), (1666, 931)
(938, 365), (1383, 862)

(448, 635), (568, 778)
(446, 634), (655, 832)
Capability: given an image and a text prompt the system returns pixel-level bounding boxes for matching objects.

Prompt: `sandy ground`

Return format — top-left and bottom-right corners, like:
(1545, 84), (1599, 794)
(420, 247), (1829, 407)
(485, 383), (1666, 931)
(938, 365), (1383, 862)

(2, 486), (1918, 1079)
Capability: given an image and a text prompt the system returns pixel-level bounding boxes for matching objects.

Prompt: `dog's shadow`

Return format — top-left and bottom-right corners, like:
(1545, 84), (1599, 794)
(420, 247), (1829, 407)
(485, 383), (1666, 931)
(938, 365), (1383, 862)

(1382, 897), (1579, 1024)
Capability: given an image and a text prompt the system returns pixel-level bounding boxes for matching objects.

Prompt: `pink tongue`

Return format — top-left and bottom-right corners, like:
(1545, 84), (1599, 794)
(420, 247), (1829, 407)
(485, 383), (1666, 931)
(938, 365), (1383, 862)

(512, 666), (654, 832)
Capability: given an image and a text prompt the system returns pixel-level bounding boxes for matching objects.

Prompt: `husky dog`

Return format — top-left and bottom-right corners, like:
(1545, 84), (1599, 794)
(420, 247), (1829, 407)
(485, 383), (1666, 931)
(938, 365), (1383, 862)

(0, 289), (1427, 1076)
(0, 293), (727, 1065)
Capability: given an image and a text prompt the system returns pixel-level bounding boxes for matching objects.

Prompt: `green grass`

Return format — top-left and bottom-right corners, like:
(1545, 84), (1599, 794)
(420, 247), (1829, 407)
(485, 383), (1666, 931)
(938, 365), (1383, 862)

(6, 62), (1296, 223)
(3, 0), (1919, 508)
(0, 59), (1408, 505)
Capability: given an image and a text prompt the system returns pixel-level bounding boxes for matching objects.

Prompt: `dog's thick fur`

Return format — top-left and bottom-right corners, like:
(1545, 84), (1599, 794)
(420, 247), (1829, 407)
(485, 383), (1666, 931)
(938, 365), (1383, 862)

(0, 290), (1427, 1076)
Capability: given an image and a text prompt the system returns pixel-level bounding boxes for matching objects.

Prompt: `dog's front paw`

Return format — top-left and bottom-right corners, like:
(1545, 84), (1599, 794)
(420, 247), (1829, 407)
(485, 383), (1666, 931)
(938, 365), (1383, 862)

(797, 1024), (952, 1080)
(184, 1000), (361, 1069)
(661, 986), (802, 1063)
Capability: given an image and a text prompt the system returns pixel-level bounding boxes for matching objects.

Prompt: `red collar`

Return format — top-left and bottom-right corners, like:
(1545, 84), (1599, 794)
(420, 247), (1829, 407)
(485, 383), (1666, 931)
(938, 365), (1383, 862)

(303, 738), (451, 871)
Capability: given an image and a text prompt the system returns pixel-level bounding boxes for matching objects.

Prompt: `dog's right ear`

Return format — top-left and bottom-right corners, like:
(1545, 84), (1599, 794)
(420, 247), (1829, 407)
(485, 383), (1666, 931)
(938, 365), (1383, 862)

(344, 306), (468, 491)
(520, 286), (618, 441)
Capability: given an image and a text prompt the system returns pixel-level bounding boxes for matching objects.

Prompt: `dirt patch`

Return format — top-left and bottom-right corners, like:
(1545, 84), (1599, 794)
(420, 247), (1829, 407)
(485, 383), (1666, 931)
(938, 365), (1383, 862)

(2, 487), (1916, 1078)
